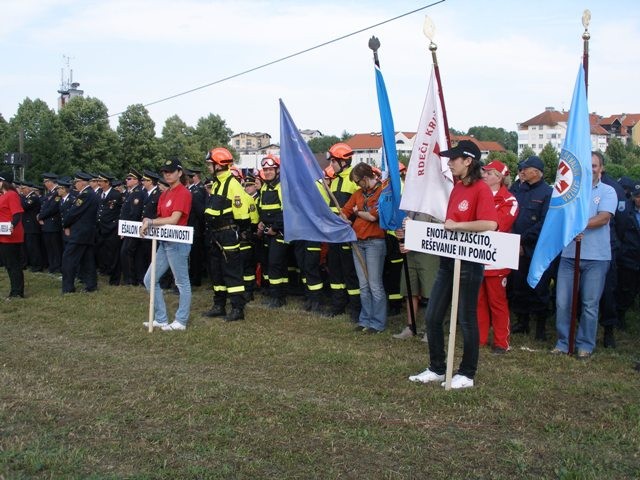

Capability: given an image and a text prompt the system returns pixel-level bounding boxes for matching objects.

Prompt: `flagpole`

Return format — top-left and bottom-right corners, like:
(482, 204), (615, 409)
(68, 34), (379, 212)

(423, 16), (457, 389)
(369, 35), (415, 333)
(568, 11), (591, 355)
(424, 16), (452, 150)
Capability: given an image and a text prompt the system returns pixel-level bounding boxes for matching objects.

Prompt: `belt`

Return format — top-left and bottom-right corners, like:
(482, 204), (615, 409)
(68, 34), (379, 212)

(211, 224), (237, 233)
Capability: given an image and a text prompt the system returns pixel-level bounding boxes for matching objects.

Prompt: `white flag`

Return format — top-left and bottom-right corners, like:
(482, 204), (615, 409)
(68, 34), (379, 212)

(399, 66), (453, 222)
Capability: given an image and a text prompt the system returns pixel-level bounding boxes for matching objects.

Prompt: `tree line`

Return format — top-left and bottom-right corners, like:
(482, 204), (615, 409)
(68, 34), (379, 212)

(0, 96), (233, 182)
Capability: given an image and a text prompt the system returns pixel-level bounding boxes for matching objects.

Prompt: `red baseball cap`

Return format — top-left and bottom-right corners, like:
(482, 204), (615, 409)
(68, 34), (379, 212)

(483, 160), (509, 176)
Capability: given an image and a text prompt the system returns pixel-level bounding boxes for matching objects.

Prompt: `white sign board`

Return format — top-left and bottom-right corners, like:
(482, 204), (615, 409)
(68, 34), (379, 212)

(405, 219), (520, 270)
(118, 220), (193, 245)
(0, 222), (11, 235)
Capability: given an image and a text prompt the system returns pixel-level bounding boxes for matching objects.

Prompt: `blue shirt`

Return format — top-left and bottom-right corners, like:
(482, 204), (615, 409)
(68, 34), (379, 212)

(562, 180), (617, 261)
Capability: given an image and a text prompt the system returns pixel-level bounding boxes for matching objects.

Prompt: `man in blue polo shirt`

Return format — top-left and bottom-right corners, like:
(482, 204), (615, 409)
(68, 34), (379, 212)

(552, 152), (617, 358)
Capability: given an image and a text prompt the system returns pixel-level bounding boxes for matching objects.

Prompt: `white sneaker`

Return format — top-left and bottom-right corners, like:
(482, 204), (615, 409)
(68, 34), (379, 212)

(409, 368), (445, 383)
(161, 321), (186, 331)
(441, 374), (474, 389)
(143, 320), (167, 329)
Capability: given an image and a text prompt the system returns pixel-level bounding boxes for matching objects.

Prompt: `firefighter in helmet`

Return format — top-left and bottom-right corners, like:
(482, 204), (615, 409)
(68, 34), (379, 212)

(256, 154), (290, 308)
(201, 147), (255, 322)
(325, 142), (361, 321)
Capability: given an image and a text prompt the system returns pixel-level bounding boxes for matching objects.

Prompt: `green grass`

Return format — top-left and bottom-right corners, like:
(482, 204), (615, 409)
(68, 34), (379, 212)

(1, 272), (639, 479)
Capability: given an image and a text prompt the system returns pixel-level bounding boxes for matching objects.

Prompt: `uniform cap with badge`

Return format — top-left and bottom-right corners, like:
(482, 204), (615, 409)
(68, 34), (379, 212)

(142, 170), (160, 183)
(74, 171), (93, 182)
(159, 158), (183, 173)
(126, 168), (143, 181)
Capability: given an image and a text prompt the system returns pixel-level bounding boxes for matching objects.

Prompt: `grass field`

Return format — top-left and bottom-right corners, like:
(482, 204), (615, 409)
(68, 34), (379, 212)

(1, 272), (639, 479)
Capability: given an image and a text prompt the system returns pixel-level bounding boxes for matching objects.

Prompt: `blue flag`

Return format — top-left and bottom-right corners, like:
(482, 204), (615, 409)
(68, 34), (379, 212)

(279, 99), (356, 243)
(374, 65), (406, 231)
(527, 65), (592, 287)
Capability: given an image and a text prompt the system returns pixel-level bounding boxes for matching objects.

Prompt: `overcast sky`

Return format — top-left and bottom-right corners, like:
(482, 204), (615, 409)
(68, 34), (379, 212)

(2, 0), (639, 143)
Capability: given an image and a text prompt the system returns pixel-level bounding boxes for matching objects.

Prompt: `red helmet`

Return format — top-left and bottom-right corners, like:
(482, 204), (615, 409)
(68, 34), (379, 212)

(261, 154), (280, 168)
(205, 147), (233, 166)
(327, 143), (353, 161)
(230, 165), (243, 180)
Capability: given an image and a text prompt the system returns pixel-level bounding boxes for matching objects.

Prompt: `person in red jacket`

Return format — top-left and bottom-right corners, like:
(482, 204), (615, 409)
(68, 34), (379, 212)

(0, 175), (25, 299)
(477, 161), (519, 353)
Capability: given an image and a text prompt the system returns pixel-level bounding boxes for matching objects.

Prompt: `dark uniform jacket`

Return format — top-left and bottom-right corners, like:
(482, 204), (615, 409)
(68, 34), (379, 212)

(21, 192), (41, 234)
(188, 182), (206, 230)
(63, 187), (98, 245)
(512, 179), (552, 257)
(59, 193), (77, 227)
(141, 187), (161, 220)
(96, 188), (123, 234)
(37, 188), (62, 233)
(617, 202), (640, 271)
(120, 185), (145, 221)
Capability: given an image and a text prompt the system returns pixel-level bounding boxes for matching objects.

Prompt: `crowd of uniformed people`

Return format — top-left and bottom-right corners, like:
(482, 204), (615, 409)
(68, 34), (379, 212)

(0, 143), (638, 367)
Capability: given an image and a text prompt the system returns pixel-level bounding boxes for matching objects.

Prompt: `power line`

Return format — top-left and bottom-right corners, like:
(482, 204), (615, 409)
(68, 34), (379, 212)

(109, 1), (445, 118)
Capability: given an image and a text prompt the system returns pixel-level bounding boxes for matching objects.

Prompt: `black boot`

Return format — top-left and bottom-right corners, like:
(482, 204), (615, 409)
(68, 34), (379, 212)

(534, 315), (546, 341)
(268, 297), (286, 309)
(348, 296), (361, 324)
(603, 325), (616, 348)
(511, 314), (530, 334)
(202, 304), (226, 318)
(303, 297), (313, 312)
(225, 308), (245, 322)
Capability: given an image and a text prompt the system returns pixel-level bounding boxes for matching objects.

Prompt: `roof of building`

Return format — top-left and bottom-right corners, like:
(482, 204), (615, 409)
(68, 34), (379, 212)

(599, 113), (640, 127)
(345, 133), (383, 150)
(590, 124), (609, 135)
(519, 109), (568, 127)
(230, 132), (271, 138)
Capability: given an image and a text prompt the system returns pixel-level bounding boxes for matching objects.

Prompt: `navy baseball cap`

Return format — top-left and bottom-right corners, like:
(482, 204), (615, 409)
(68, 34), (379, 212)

(521, 155), (545, 173)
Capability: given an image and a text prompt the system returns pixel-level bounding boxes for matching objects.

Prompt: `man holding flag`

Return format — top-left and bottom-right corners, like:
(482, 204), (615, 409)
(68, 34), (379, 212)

(527, 64), (615, 358)
(552, 151), (616, 358)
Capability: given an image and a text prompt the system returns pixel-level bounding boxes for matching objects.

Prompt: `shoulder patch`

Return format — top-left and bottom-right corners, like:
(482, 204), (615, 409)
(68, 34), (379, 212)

(233, 195), (242, 208)
(249, 204), (256, 212)
(55, 197), (61, 202)
(75, 198), (83, 206)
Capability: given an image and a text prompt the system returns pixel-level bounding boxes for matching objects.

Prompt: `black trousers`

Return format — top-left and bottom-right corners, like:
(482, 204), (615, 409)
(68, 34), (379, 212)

(207, 229), (245, 309)
(24, 233), (44, 271)
(0, 243), (24, 297)
(189, 233), (206, 286)
(327, 243), (360, 309)
(62, 242), (97, 293)
(293, 240), (323, 301)
(42, 231), (63, 273)
(96, 230), (121, 284)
